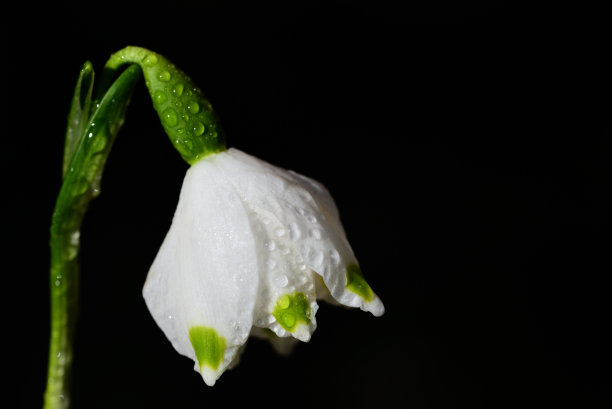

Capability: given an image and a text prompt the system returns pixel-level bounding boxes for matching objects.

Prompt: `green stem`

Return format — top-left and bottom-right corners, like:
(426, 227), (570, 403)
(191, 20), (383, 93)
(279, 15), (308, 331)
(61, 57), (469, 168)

(44, 64), (141, 409)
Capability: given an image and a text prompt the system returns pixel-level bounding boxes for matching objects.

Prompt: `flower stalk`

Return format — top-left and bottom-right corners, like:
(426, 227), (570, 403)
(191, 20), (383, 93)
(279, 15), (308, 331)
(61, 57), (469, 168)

(45, 63), (141, 409)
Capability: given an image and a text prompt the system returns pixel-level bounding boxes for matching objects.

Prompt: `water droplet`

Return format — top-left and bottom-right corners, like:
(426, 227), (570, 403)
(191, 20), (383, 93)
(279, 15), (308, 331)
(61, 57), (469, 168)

(279, 295), (291, 309)
(288, 222), (301, 241)
(309, 250), (324, 267)
(306, 214), (317, 223)
(154, 90), (167, 104)
(192, 120), (205, 136)
(143, 54), (158, 66)
(275, 226), (286, 237)
(158, 70), (171, 82)
(175, 101), (183, 108)
(283, 314), (296, 327)
(183, 139), (193, 150)
(70, 231), (80, 246)
(172, 83), (184, 96)
(265, 240), (276, 251)
(87, 132), (93, 138)
(177, 128), (185, 134)
(274, 274), (289, 288)
(187, 101), (200, 114)
(182, 113), (190, 121)
(298, 189), (313, 203)
(309, 229), (322, 240)
(75, 179), (89, 195)
(162, 108), (178, 127)
(329, 249), (341, 266)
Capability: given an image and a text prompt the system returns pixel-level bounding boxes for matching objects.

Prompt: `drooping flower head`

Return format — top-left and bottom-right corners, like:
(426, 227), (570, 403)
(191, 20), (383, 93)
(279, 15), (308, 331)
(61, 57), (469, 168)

(143, 148), (384, 385)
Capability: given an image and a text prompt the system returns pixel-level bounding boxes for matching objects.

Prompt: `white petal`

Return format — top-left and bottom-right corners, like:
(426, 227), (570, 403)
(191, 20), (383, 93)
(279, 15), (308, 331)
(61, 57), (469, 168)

(211, 151), (319, 342)
(143, 155), (259, 385)
(215, 148), (384, 317)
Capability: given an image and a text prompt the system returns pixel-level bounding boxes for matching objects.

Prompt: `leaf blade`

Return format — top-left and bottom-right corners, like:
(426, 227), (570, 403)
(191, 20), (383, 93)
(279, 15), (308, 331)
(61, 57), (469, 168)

(63, 61), (94, 177)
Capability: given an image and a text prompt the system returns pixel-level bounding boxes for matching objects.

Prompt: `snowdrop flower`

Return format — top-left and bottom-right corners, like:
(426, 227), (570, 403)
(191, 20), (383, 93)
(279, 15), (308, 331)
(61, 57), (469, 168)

(143, 150), (384, 386)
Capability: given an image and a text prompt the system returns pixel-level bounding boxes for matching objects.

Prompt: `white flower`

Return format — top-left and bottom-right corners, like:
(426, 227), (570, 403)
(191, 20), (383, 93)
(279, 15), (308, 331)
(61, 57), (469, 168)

(143, 148), (384, 386)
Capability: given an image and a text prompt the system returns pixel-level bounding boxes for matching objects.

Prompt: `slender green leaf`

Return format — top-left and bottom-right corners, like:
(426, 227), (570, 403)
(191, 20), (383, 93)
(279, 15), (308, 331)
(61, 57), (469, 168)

(63, 61), (94, 177)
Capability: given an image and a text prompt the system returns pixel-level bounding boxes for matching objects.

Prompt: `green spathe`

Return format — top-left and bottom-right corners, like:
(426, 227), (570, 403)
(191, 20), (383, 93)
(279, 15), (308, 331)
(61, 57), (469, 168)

(102, 46), (226, 164)
(346, 264), (374, 302)
(273, 292), (311, 332)
(188, 326), (227, 371)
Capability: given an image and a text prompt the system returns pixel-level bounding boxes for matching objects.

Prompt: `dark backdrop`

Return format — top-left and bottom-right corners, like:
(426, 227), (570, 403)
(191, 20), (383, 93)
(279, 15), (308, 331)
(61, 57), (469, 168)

(5, 2), (611, 408)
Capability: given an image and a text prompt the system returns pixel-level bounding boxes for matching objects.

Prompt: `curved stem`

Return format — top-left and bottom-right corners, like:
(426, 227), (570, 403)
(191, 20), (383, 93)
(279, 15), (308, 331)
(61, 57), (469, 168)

(44, 64), (141, 409)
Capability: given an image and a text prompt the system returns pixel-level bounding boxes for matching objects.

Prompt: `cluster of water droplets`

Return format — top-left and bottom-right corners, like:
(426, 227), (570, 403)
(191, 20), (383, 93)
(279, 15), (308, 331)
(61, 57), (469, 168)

(141, 53), (219, 161)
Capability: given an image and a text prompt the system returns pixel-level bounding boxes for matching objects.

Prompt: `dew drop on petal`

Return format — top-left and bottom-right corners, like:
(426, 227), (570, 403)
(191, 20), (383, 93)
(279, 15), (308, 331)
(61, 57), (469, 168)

(309, 228), (322, 240)
(288, 222), (301, 241)
(283, 313), (296, 327)
(329, 249), (341, 266)
(265, 240), (276, 251)
(274, 274), (289, 288)
(278, 294), (291, 309)
(309, 250), (324, 268)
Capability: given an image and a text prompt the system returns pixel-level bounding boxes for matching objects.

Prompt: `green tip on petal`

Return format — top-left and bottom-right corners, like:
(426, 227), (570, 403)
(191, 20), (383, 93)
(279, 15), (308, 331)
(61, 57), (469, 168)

(273, 292), (311, 332)
(188, 326), (226, 371)
(346, 264), (374, 302)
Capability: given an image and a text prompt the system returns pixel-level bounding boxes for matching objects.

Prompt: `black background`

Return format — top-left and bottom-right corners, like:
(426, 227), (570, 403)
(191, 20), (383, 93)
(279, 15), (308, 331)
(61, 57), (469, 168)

(5, 2), (611, 408)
